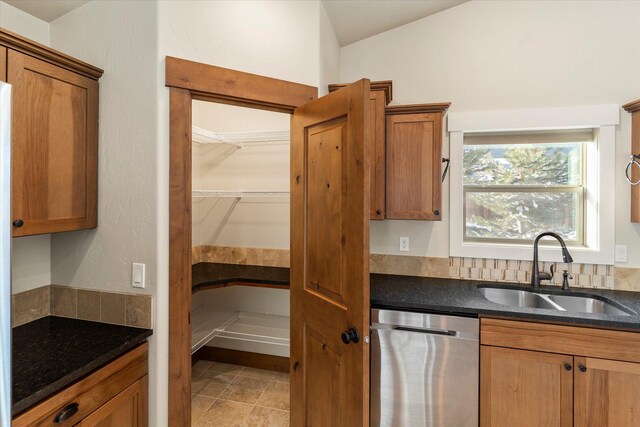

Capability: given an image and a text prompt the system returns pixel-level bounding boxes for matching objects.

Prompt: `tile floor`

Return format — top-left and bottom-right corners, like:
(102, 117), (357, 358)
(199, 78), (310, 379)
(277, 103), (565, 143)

(191, 360), (290, 426)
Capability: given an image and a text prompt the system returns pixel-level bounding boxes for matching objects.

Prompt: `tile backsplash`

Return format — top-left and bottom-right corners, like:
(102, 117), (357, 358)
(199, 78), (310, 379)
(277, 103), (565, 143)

(193, 245), (640, 293)
(13, 285), (152, 328)
(449, 257), (615, 290)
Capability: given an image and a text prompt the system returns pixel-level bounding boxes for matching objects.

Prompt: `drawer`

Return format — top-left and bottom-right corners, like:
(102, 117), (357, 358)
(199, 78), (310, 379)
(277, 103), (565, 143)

(12, 343), (148, 427)
(481, 317), (640, 363)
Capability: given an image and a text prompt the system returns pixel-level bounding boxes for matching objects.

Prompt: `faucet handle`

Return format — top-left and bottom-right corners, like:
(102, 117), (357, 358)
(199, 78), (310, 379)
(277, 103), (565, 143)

(550, 264), (555, 278)
(562, 270), (572, 291)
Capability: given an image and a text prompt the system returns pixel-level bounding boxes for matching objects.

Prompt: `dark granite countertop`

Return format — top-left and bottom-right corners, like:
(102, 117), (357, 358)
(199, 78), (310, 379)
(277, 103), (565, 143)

(371, 274), (640, 331)
(192, 262), (640, 330)
(12, 316), (152, 416)
(192, 262), (290, 291)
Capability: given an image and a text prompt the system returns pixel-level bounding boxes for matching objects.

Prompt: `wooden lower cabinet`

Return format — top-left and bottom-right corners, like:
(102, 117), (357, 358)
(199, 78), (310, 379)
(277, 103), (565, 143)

(76, 376), (148, 427)
(574, 357), (640, 427)
(480, 318), (640, 427)
(12, 343), (148, 427)
(480, 346), (573, 427)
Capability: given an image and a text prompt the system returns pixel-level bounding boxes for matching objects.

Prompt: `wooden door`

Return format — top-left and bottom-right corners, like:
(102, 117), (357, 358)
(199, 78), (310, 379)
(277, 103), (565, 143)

(385, 109), (445, 220)
(574, 356), (640, 426)
(77, 376), (148, 427)
(480, 346), (573, 427)
(290, 79), (370, 426)
(7, 49), (98, 236)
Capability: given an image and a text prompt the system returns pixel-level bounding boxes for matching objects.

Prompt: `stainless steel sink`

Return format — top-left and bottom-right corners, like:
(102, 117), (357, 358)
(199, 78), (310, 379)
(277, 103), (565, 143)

(547, 294), (631, 316)
(479, 288), (560, 310)
(479, 287), (634, 316)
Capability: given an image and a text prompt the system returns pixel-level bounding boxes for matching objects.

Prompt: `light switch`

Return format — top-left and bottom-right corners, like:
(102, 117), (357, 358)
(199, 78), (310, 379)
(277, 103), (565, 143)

(132, 263), (145, 288)
(615, 245), (628, 263)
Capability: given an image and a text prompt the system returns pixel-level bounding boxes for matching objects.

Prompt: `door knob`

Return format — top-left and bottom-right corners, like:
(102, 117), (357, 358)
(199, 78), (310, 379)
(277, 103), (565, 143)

(341, 328), (360, 344)
(12, 219), (23, 227)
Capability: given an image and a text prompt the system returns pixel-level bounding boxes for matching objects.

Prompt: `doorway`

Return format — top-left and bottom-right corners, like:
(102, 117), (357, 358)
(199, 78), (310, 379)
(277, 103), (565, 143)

(166, 56), (317, 425)
(190, 100), (291, 425)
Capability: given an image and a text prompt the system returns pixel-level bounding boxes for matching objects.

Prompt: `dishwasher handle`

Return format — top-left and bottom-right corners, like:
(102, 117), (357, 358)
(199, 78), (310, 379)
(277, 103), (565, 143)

(372, 322), (479, 341)
(393, 325), (456, 337)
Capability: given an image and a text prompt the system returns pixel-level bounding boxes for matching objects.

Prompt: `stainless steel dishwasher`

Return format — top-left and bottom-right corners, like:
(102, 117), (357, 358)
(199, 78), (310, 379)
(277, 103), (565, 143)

(371, 308), (479, 427)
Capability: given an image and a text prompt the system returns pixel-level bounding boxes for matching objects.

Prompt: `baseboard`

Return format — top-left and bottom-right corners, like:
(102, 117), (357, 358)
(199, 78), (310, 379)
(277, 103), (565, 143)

(193, 346), (290, 373)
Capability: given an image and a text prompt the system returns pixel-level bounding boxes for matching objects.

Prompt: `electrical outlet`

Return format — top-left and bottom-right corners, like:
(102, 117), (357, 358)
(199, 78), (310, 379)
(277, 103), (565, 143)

(400, 237), (409, 252)
(615, 245), (628, 263)
(132, 263), (146, 288)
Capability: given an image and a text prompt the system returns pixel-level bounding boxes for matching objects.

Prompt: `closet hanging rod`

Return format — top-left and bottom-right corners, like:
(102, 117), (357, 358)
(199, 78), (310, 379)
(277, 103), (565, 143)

(192, 125), (289, 147)
(192, 190), (290, 199)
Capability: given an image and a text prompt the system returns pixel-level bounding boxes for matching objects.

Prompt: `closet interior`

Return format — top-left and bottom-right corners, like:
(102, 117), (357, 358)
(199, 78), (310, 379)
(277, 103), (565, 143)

(190, 100), (291, 362)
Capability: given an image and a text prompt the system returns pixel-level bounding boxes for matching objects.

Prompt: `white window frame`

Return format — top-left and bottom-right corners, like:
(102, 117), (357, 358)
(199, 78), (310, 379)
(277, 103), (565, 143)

(448, 104), (619, 265)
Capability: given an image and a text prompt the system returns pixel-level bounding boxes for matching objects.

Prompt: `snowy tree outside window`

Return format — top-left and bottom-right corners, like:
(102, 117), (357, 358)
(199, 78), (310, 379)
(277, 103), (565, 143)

(463, 134), (586, 245)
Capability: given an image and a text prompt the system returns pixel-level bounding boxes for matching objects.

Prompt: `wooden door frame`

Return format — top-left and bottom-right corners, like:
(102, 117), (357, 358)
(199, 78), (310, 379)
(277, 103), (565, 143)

(165, 56), (317, 426)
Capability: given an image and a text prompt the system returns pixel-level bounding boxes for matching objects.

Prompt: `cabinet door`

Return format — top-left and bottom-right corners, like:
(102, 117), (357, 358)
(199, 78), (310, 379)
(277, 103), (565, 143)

(76, 376), (147, 427)
(574, 357), (640, 427)
(480, 346), (573, 427)
(369, 90), (386, 219)
(385, 112), (442, 220)
(8, 49), (98, 236)
(0, 46), (6, 81)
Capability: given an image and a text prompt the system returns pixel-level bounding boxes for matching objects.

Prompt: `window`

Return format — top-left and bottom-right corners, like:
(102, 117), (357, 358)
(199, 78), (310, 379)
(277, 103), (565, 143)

(448, 104), (618, 264)
(463, 131), (590, 245)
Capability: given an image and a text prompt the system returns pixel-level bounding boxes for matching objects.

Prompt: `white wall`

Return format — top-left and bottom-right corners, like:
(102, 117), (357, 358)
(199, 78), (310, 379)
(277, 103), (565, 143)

(42, 0), (337, 424)
(0, 1), (52, 294)
(47, 1), (161, 425)
(49, 1), (158, 295)
(0, 1), (48, 45)
(340, 0), (640, 266)
(319, 2), (340, 95)
(192, 101), (290, 249)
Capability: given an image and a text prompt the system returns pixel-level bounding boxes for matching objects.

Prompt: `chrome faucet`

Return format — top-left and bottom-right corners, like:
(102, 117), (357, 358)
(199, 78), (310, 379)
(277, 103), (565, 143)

(531, 231), (574, 288)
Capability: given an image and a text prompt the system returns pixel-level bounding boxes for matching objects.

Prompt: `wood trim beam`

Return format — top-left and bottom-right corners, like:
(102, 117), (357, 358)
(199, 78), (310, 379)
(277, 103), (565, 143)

(169, 87), (192, 427)
(386, 103), (451, 115)
(0, 27), (103, 80)
(165, 56), (317, 113)
(194, 347), (290, 373)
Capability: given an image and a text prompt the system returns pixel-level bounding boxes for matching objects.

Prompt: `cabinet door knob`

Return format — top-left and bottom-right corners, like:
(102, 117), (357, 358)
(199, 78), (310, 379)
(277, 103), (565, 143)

(579, 365), (587, 372)
(12, 219), (23, 227)
(564, 363), (572, 371)
(376, 209), (382, 216)
(434, 210), (440, 216)
(54, 402), (79, 423)
(341, 328), (360, 344)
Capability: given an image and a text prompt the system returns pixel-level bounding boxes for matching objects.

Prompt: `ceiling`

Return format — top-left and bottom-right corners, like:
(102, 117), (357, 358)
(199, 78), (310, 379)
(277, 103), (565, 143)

(4, 0), (90, 22)
(322, 0), (468, 47)
(6, 0), (467, 46)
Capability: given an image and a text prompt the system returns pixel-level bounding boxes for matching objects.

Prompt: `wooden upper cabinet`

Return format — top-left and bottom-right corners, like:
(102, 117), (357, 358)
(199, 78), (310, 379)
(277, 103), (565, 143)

(481, 346), (573, 427)
(385, 103), (449, 220)
(0, 46), (6, 81)
(574, 357), (640, 427)
(1, 27), (103, 236)
(623, 99), (640, 222)
(329, 81), (392, 220)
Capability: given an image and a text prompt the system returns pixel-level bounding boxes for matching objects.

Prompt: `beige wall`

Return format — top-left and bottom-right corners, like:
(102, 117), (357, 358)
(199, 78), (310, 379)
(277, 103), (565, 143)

(42, 1), (339, 424)
(192, 102), (290, 249)
(340, 0), (640, 266)
(0, 1), (52, 294)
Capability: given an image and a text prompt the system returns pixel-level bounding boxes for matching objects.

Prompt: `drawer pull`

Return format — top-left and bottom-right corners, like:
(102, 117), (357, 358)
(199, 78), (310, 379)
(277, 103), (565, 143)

(54, 402), (79, 423)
